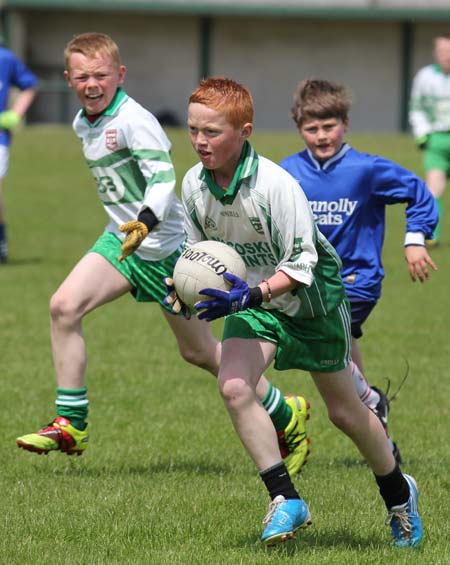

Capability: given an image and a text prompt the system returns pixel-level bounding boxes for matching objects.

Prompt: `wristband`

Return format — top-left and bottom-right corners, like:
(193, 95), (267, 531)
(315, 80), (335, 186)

(261, 279), (272, 302)
(404, 232), (425, 247)
(248, 286), (263, 308)
(138, 207), (159, 232)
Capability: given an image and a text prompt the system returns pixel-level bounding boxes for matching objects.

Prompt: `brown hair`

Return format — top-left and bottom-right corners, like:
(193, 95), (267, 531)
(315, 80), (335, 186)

(189, 77), (253, 128)
(64, 32), (121, 70)
(291, 79), (352, 126)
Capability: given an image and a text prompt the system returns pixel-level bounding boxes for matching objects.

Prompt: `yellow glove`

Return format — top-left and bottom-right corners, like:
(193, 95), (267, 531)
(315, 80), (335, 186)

(0, 110), (21, 130)
(118, 221), (149, 261)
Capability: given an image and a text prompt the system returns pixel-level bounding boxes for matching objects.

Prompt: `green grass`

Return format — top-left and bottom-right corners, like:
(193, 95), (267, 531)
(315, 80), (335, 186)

(1, 125), (449, 564)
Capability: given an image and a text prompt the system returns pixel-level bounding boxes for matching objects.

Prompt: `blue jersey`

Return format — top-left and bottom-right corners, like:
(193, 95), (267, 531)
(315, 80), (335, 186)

(0, 46), (38, 147)
(280, 144), (438, 302)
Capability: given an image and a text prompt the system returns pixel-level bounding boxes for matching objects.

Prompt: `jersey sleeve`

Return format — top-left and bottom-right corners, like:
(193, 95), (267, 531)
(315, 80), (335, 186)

(10, 53), (38, 90)
(181, 169), (207, 246)
(409, 68), (432, 139)
(127, 115), (177, 223)
(266, 173), (318, 287)
(370, 156), (438, 239)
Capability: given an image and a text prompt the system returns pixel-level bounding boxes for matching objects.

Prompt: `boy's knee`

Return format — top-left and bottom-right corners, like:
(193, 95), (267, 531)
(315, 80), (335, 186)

(50, 291), (82, 324)
(327, 405), (353, 433)
(218, 375), (252, 410)
(178, 340), (220, 376)
(177, 340), (219, 375)
(179, 345), (209, 368)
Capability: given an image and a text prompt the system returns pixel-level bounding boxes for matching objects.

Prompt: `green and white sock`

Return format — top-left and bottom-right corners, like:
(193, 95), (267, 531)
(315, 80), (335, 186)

(55, 387), (89, 430)
(262, 383), (292, 431)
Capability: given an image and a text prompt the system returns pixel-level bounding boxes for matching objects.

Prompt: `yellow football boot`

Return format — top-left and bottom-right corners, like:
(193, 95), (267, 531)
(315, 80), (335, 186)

(277, 396), (310, 476)
(16, 416), (89, 455)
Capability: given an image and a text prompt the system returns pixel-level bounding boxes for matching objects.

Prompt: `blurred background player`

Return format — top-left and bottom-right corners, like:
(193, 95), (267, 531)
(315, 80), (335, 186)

(280, 79), (438, 464)
(0, 37), (38, 263)
(166, 76), (422, 548)
(409, 32), (450, 246)
(15, 32), (308, 476)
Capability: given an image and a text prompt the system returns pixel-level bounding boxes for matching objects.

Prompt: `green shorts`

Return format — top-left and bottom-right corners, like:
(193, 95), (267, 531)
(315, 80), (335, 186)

(223, 299), (352, 373)
(425, 132), (450, 175)
(89, 231), (181, 307)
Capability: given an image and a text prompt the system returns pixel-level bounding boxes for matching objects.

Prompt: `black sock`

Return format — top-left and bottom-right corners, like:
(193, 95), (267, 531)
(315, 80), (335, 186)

(260, 461), (299, 500)
(375, 465), (410, 509)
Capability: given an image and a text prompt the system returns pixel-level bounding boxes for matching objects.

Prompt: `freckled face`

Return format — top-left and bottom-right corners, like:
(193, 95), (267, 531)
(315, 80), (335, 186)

(298, 117), (348, 161)
(187, 102), (252, 178)
(64, 52), (126, 115)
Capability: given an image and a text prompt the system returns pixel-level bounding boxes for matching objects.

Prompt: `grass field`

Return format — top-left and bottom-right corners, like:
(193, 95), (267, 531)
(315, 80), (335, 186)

(1, 126), (449, 564)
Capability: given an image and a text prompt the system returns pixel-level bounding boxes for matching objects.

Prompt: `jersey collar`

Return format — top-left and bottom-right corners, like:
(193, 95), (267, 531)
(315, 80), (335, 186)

(200, 141), (259, 204)
(433, 63), (450, 76)
(306, 142), (351, 171)
(80, 87), (128, 127)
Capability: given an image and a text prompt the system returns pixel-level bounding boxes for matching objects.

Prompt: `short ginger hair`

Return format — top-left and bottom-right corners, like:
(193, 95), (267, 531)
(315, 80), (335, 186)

(291, 79), (352, 126)
(189, 77), (254, 128)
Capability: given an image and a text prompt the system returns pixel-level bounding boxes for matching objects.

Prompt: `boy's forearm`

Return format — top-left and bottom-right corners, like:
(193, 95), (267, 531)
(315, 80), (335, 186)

(11, 88), (37, 117)
(258, 270), (298, 301)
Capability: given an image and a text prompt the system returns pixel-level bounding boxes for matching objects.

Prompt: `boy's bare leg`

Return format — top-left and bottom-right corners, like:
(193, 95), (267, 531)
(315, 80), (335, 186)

(16, 252), (131, 454)
(311, 365), (395, 476)
(426, 169), (446, 199)
(216, 336), (311, 546)
(50, 252), (132, 389)
(351, 337), (364, 374)
(163, 312), (310, 477)
(161, 310), (270, 399)
(217, 337), (280, 470)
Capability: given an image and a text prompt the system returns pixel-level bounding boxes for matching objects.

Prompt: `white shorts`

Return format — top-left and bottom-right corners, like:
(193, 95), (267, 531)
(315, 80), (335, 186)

(0, 145), (10, 178)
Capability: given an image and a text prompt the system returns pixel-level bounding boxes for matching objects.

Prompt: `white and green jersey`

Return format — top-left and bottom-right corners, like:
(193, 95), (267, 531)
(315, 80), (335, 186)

(182, 142), (345, 319)
(409, 64), (450, 138)
(73, 88), (184, 261)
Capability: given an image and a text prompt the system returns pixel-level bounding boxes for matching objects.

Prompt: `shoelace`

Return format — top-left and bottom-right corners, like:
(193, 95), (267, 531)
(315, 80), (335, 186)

(380, 358), (410, 404)
(386, 504), (412, 538)
(262, 497), (285, 525)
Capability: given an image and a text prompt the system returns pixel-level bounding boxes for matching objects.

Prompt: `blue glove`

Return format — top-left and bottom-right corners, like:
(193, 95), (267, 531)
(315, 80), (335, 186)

(163, 277), (191, 319)
(195, 272), (263, 322)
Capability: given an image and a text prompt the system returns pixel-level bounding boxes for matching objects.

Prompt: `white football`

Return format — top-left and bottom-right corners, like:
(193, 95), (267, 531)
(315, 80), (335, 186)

(173, 240), (247, 308)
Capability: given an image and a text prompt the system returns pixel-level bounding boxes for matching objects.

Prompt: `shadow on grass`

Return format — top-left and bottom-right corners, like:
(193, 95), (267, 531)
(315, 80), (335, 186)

(236, 526), (385, 553)
(25, 458), (237, 477)
(312, 456), (368, 469)
(1, 257), (43, 266)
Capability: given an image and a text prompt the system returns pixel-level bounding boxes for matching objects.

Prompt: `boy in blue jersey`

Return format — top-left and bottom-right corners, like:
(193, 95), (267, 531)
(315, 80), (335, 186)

(0, 41), (38, 262)
(280, 78), (438, 462)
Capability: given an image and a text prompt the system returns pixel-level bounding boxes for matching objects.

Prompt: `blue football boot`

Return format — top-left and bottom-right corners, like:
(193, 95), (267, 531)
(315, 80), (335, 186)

(387, 474), (422, 548)
(261, 494), (312, 546)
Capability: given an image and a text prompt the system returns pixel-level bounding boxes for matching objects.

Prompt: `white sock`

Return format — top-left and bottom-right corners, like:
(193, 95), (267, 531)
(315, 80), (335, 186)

(351, 361), (380, 410)
(351, 362), (396, 453)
